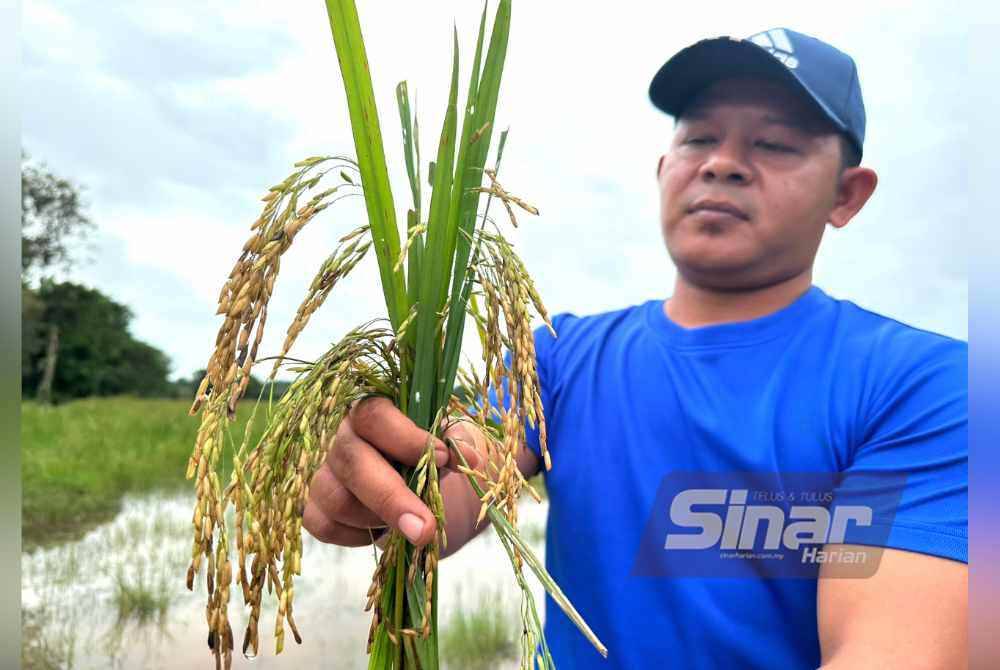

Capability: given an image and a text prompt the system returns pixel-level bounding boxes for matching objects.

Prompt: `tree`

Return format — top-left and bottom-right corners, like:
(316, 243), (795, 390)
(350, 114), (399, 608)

(21, 150), (94, 278)
(19, 153), (176, 401)
(21, 281), (173, 401)
(106, 339), (173, 397)
(21, 284), (46, 379)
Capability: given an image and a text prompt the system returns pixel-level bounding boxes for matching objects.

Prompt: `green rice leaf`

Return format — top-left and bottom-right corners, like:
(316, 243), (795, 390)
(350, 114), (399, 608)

(324, 0), (408, 331)
(442, 0), (490, 269)
(448, 439), (609, 660)
(409, 26), (461, 427)
(404, 209), (424, 318)
(395, 81), (421, 221)
(405, 578), (435, 669)
(438, 0), (512, 404)
(397, 84), (424, 342)
(483, 127), (509, 224)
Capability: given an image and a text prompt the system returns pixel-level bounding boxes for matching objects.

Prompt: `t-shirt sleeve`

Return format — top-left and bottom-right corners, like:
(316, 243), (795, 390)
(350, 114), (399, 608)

(836, 334), (968, 563)
(473, 314), (566, 461)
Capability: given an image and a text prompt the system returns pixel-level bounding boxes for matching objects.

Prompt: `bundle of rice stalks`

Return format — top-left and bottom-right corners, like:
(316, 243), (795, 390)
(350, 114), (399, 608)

(184, 1), (607, 668)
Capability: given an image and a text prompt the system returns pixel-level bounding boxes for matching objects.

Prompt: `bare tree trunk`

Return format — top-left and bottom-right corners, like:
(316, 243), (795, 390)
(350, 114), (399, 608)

(37, 324), (59, 404)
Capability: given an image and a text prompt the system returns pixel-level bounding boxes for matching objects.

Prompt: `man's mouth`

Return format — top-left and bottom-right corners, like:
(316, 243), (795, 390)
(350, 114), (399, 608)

(687, 199), (750, 221)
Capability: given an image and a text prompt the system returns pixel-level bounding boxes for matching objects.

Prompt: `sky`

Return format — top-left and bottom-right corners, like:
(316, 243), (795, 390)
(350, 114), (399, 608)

(22, 0), (969, 381)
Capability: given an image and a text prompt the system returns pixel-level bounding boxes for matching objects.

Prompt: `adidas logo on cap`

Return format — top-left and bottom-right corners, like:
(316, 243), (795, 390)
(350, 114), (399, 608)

(747, 28), (799, 69)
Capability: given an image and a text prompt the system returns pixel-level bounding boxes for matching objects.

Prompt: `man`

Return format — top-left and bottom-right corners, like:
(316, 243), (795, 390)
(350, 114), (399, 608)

(303, 28), (968, 669)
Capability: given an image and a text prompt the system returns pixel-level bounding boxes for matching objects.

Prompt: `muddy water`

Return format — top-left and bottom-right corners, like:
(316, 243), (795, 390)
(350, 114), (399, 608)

(21, 492), (549, 669)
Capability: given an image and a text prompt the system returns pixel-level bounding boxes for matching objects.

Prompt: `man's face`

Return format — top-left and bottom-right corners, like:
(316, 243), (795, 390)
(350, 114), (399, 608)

(657, 77), (844, 289)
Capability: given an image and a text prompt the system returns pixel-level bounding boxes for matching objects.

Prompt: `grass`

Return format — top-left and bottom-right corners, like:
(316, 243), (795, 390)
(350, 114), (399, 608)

(21, 605), (74, 670)
(21, 396), (267, 550)
(22, 490), (202, 668)
(440, 586), (517, 670)
(112, 566), (171, 626)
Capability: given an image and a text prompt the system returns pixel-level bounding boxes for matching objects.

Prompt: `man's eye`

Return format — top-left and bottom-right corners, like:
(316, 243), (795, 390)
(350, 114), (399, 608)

(756, 140), (795, 153)
(685, 137), (715, 146)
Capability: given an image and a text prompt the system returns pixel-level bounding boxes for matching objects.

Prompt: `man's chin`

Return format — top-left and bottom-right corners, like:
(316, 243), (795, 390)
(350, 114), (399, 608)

(666, 241), (758, 276)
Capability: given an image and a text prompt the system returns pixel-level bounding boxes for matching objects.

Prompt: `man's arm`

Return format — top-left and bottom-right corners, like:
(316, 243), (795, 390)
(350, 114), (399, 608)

(817, 546), (967, 669)
(817, 335), (967, 668)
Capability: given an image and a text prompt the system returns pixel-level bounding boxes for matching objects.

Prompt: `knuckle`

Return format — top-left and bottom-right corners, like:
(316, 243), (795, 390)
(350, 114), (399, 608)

(350, 395), (386, 429)
(302, 505), (331, 541)
(372, 485), (407, 522)
(335, 415), (352, 440)
(448, 419), (477, 443)
(329, 441), (356, 482)
(327, 493), (356, 522)
(303, 510), (365, 547)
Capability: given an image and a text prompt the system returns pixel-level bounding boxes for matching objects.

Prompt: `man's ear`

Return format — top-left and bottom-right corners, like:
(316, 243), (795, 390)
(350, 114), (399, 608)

(829, 167), (878, 229)
(657, 154), (665, 179)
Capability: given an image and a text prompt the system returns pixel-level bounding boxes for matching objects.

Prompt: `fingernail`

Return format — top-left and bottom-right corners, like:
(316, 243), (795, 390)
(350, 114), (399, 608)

(398, 513), (425, 543)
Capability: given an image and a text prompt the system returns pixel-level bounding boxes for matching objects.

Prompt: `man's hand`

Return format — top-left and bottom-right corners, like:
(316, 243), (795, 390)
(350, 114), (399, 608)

(302, 396), (485, 549)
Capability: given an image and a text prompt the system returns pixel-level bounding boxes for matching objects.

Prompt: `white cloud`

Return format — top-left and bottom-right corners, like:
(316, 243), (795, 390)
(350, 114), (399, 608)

(24, 0), (970, 383)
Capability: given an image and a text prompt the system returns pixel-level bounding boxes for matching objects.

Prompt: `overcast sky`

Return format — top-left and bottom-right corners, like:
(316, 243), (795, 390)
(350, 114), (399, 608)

(22, 0), (969, 381)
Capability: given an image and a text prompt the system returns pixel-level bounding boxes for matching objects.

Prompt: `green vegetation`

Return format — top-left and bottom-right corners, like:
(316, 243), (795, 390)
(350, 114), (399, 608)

(21, 152), (178, 404)
(22, 280), (174, 401)
(21, 397), (266, 549)
(441, 586), (517, 670)
(179, 1), (596, 667)
(20, 149), (94, 277)
(112, 566), (172, 626)
(21, 605), (74, 670)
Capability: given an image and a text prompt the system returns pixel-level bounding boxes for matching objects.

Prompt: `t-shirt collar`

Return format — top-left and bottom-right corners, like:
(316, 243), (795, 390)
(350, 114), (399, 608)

(645, 284), (830, 350)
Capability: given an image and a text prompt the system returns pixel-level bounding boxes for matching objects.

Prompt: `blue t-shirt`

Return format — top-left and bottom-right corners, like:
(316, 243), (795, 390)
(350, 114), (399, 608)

(487, 284), (967, 669)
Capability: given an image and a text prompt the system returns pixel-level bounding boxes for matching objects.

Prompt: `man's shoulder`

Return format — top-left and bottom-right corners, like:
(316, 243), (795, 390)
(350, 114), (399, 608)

(536, 300), (652, 347)
(821, 294), (967, 401)
(828, 294), (967, 363)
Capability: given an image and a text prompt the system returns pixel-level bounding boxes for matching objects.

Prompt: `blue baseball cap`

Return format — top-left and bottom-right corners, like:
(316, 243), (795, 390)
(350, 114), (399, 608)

(649, 28), (866, 159)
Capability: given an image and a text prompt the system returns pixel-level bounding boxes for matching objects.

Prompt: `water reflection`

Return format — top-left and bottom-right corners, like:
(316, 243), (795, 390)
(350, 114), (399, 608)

(22, 491), (548, 669)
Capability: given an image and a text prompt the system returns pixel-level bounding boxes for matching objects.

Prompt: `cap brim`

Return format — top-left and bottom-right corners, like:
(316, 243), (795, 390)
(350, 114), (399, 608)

(649, 36), (844, 135)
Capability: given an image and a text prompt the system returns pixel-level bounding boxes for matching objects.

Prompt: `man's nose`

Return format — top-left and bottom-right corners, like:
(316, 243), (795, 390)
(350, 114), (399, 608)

(698, 143), (751, 185)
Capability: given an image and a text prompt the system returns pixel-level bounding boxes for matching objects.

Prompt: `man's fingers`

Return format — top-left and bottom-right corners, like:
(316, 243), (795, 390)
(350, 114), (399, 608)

(313, 404), (490, 550)
(302, 504), (379, 547)
(307, 463), (385, 529)
(350, 396), (484, 470)
(350, 396), (452, 468)
(328, 418), (438, 546)
(442, 419), (487, 471)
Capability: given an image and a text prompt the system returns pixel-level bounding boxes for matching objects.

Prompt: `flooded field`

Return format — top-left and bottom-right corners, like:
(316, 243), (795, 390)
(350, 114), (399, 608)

(21, 492), (549, 669)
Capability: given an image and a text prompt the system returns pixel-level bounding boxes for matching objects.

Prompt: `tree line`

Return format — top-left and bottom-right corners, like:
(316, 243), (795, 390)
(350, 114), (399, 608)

(20, 152), (288, 403)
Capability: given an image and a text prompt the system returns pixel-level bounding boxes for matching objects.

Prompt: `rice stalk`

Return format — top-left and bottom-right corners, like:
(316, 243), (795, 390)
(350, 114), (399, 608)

(185, 1), (606, 668)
